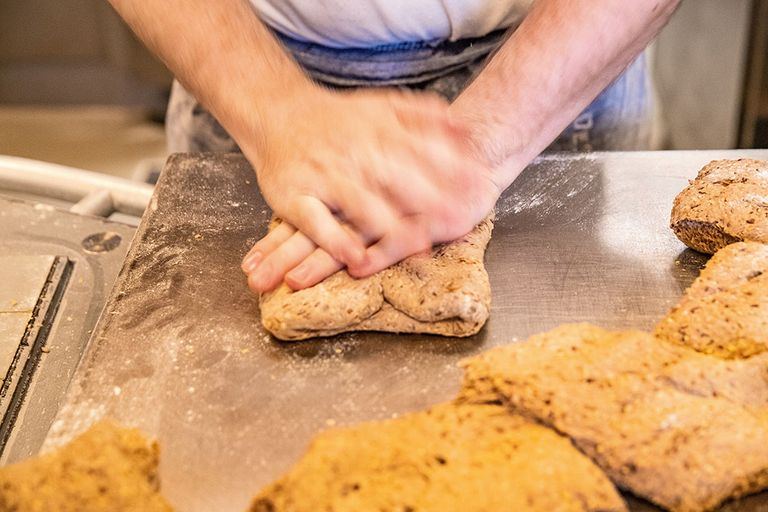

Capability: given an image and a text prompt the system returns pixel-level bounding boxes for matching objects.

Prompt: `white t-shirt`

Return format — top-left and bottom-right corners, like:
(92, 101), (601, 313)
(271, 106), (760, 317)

(250, 0), (533, 48)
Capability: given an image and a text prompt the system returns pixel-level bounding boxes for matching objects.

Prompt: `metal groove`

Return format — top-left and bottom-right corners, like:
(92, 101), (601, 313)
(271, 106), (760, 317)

(0, 257), (73, 455)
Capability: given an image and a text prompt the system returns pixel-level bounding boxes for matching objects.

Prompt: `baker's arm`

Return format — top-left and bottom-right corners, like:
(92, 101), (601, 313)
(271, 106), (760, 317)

(108, 0), (306, 166)
(452, 0), (680, 187)
(108, 0), (496, 291)
(264, 0), (681, 292)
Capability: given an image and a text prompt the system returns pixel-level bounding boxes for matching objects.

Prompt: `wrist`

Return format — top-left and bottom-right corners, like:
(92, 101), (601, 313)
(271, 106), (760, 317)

(230, 77), (326, 169)
(449, 102), (530, 191)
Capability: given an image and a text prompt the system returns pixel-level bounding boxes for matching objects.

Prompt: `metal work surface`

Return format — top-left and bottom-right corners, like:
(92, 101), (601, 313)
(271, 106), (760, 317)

(0, 196), (134, 464)
(0, 256), (54, 378)
(47, 150), (768, 511)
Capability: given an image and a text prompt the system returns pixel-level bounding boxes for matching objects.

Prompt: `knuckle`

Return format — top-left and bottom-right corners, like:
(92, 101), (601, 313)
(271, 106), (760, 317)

(346, 260), (371, 279)
(413, 237), (432, 255)
(404, 219), (432, 255)
(434, 207), (472, 242)
(283, 196), (309, 225)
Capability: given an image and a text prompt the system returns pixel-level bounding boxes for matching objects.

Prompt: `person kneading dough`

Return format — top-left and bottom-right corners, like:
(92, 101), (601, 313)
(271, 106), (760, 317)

(108, 0), (680, 292)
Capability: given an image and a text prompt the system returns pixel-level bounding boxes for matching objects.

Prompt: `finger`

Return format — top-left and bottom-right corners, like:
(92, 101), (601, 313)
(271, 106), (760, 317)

(241, 221), (296, 273)
(393, 142), (497, 238)
(348, 215), (432, 278)
(369, 145), (451, 215)
(290, 195), (366, 267)
(429, 170), (502, 243)
(322, 177), (398, 244)
(362, 131), (479, 221)
(247, 230), (316, 293)
(285, 248), (344, 291)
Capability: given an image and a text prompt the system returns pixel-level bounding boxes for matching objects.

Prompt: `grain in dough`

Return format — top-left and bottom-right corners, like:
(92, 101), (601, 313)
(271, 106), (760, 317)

(250, 402), (626, 512)
(259, 216), (493, 340)
(459, 323), (768, 512)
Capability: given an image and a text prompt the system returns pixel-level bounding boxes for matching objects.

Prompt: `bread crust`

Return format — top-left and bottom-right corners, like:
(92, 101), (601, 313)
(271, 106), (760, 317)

(655, 241), (768, 358)
(459, 323), (768, 512)
(671, 159), (768, 254)
(0, 421), (172, 511)
(251, 402), (626, 512)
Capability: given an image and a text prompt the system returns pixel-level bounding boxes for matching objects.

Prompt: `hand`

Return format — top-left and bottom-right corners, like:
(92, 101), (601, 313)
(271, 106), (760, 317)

(242, 220), (345, 292)
(241, 87), (501, 293)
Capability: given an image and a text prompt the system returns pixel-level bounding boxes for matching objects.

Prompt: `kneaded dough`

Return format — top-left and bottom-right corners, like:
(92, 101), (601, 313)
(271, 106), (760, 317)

(250, 402), (626, 512)
(655, 241), (768, 358)
(459, 323), (768, 512)
(0, 420), (173, 512)
(260, 216), (493, 340)
(671, 158), (768, 254)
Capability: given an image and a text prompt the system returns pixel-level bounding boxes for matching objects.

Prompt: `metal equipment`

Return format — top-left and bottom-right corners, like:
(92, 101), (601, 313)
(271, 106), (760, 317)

(10, 150), (768, 511)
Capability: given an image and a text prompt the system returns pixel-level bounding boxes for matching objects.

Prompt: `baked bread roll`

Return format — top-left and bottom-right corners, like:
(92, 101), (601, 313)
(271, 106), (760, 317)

(671, 158), (768, 254)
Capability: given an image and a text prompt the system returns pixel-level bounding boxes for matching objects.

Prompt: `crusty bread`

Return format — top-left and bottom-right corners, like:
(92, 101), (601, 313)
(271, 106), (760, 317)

(459, 323), (768, 512)
(251, 402), (626, 512)
(0, 421), (173, 512)
(671, 158), (768, 254)
(655, 241), (768, 358)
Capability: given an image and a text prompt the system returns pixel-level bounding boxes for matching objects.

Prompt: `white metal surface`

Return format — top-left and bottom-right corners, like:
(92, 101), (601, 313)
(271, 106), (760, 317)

(0, 155), (153, 217)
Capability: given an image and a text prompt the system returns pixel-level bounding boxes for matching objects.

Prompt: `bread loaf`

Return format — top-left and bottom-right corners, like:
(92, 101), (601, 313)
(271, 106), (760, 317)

(671, 159), (768, 253)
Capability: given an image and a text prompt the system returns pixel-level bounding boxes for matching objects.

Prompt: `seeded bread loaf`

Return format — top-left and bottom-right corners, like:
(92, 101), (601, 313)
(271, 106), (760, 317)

(670, 158), (768, 254)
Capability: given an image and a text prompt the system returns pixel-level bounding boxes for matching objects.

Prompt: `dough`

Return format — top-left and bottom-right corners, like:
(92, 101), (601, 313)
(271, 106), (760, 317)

(260, 216), (493, 340)
(670, 158), (768, 254)
(459, 323), (768, 512)
(0, 420), (173, 512)
(250, 402), (626, 512)
(655, 241), (768, 358)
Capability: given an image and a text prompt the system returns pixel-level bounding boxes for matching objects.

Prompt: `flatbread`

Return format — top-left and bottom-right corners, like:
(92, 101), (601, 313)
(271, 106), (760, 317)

(250, 402), (626, 512)
(459, 323), (768, 512)
(655, 241), (768, 358)
(0, 420), (172, 512)
(260, 216), (493, 340)
(670, 158), (768, 254)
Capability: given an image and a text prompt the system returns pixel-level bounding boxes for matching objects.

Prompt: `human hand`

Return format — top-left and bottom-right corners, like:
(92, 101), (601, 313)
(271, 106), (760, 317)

(241, 87), (500, 293)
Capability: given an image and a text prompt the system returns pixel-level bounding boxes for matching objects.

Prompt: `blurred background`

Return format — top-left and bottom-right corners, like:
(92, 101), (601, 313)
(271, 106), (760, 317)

(0, 0), (766, 182)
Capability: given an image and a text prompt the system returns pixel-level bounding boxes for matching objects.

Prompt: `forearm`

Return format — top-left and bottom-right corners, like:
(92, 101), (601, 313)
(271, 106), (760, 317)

(452, 0), (680, 189)
(108, 0), (314, 167)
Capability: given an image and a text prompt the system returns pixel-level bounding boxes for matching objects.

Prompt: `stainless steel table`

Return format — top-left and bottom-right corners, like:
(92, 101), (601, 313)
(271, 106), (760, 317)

(45, 150), (768, 511)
